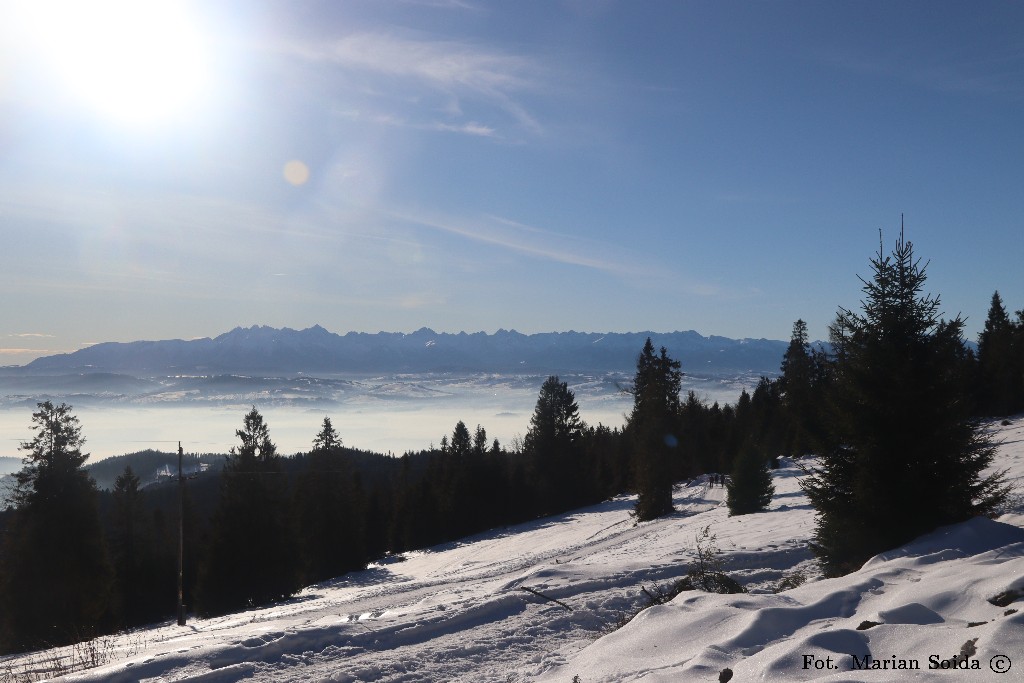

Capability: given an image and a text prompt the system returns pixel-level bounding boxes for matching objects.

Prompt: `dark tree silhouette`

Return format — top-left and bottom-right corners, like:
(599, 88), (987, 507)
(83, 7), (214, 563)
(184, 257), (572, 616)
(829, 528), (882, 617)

(450, 420), (472, 458)
(629, 339), (682, 521)
(197, 407), (300, 615)
(473, 424), (489, 456)
(0, 402), (113, 653)
(312, 416), (343, 451)
(109, 465), (169, 626)
(779, 319), (828, 455)
(524, 375), (586, 513)
(726, 448), (775, 516)
(977, 291), (1023, 416)
(293, 417), (366, 585)
(803, 232), (1009, 576)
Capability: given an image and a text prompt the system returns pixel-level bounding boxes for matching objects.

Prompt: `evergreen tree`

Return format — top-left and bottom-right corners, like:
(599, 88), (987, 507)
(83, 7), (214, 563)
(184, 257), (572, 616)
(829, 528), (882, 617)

(312, 416), (343, 451)
(1016, 308), (1024, 410)
(450, 421), (472, 458)
(526, 377), (585, 449)
(726, 389), (754, 464)
(0, 402), (113, 653)
(453, 423), (499, 534)
(779, 319), (825, 455)
(677, 390), (710, 477)
(473, 424), (489, 456)
(726, 448), (775, 515)
(294, 417), (365, 585)
(197, 407), (300, 615)
(435, 422), (472, 538)
(780, 320), (812, 386)
(629, 339), (682, 521)
(748, 377), (785, 459)
(977, 291), (1022, 416)
(524, 375), (585, 513)
(109, 465), (164, 626)
(803, 232), (1008, 576)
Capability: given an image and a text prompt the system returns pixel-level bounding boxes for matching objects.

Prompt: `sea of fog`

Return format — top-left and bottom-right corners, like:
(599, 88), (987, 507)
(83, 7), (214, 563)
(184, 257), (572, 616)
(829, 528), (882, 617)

(0, 372), (761, 461)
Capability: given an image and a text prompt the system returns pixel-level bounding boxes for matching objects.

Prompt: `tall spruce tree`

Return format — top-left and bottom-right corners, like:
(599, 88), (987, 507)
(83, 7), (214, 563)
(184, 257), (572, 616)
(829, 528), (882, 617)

(197, 407), (300, 615)
(977, 291), (1023, 416)
(524, 376), (585, 513)
(726, 447), (775, 516)
(0, 402), (113, 653)
(473, 424), (489, 456)
(802, 232), (1008, 576)
(779, 319), (825, 455)
(294, 417), (365, 585)
(450, 420), (473, 458)
(629, 339), (682, 521)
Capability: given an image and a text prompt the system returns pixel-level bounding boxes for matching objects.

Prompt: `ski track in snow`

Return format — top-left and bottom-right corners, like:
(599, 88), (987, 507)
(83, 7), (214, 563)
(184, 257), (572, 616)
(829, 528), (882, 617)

(4, 418), (1023, 682)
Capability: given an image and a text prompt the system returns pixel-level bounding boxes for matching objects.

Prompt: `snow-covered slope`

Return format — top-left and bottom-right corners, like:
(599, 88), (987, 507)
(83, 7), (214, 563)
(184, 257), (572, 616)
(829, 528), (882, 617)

(4, 419), (1022, 682)
(544, 517), (1024, 682)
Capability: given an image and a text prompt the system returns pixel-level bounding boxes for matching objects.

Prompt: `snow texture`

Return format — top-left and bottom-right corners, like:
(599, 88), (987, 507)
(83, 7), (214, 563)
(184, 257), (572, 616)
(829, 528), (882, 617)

(4, 418), (1023, 682)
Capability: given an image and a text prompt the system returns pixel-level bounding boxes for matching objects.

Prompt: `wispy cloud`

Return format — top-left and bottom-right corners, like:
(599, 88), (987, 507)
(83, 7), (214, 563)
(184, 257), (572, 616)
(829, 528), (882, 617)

(8, 333), (54, 338)
(386, 209), (648, 276)
(0, 348), (49, 356)
(431, 121), (497, 137)
(310, 32), (530, 92)
(281, 31), (543, 134)
(336, 108), (497, 137)
(404, 211), (760, 303)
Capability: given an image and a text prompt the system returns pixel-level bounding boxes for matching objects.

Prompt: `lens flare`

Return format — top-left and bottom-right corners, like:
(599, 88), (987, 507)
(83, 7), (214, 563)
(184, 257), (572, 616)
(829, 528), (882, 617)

(283, 160), (311, 186)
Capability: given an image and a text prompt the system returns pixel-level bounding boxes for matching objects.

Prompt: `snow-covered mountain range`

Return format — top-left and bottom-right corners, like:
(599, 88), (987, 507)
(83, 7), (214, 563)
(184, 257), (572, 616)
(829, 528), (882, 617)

(11, 326), (792, 376)
(0, 327), (788, 460)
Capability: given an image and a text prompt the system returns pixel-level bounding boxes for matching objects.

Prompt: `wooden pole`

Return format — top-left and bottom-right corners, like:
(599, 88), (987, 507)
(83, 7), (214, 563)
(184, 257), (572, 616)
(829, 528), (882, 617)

(178, 441), (186, 626)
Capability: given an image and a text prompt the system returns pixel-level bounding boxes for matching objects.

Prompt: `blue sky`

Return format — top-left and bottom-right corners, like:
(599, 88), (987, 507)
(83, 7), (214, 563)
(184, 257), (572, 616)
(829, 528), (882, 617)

(1, 0), (1022, 363)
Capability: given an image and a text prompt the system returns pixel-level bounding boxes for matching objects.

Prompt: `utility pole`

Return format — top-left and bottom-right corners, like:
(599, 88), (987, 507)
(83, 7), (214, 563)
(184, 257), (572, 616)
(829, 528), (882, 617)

(178, 441), (186, 626)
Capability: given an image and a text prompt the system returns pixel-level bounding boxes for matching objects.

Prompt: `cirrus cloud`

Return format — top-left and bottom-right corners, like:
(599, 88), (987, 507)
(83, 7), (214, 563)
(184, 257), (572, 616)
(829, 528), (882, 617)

(279, 30), (544, 135)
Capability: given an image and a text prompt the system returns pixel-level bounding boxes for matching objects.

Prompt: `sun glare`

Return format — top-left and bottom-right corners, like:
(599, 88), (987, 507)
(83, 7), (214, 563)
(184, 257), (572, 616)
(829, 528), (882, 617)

(15, 0), (212, 127)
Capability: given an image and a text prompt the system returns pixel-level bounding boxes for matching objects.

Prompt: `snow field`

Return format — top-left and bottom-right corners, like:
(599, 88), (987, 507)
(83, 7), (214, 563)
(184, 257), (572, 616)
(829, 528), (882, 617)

(538, 418), (1024, 682)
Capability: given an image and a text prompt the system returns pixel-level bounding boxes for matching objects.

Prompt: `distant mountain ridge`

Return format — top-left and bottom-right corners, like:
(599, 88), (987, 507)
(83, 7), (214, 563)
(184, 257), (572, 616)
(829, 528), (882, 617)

(0, 456), (23, 477)
(14, 326), (791, 376)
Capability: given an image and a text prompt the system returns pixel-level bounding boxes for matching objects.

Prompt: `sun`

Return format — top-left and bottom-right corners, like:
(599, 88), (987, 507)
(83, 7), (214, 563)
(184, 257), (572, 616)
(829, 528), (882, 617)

(14, 0), (212, 127)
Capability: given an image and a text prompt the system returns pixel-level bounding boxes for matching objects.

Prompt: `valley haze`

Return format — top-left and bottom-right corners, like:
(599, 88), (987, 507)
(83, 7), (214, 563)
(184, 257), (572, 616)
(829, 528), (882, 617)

(0, 326), (788, 462)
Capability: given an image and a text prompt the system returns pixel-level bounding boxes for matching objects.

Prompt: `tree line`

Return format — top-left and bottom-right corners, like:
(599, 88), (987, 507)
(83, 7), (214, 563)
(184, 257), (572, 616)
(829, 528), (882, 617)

(0, 230), (1020, 653)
